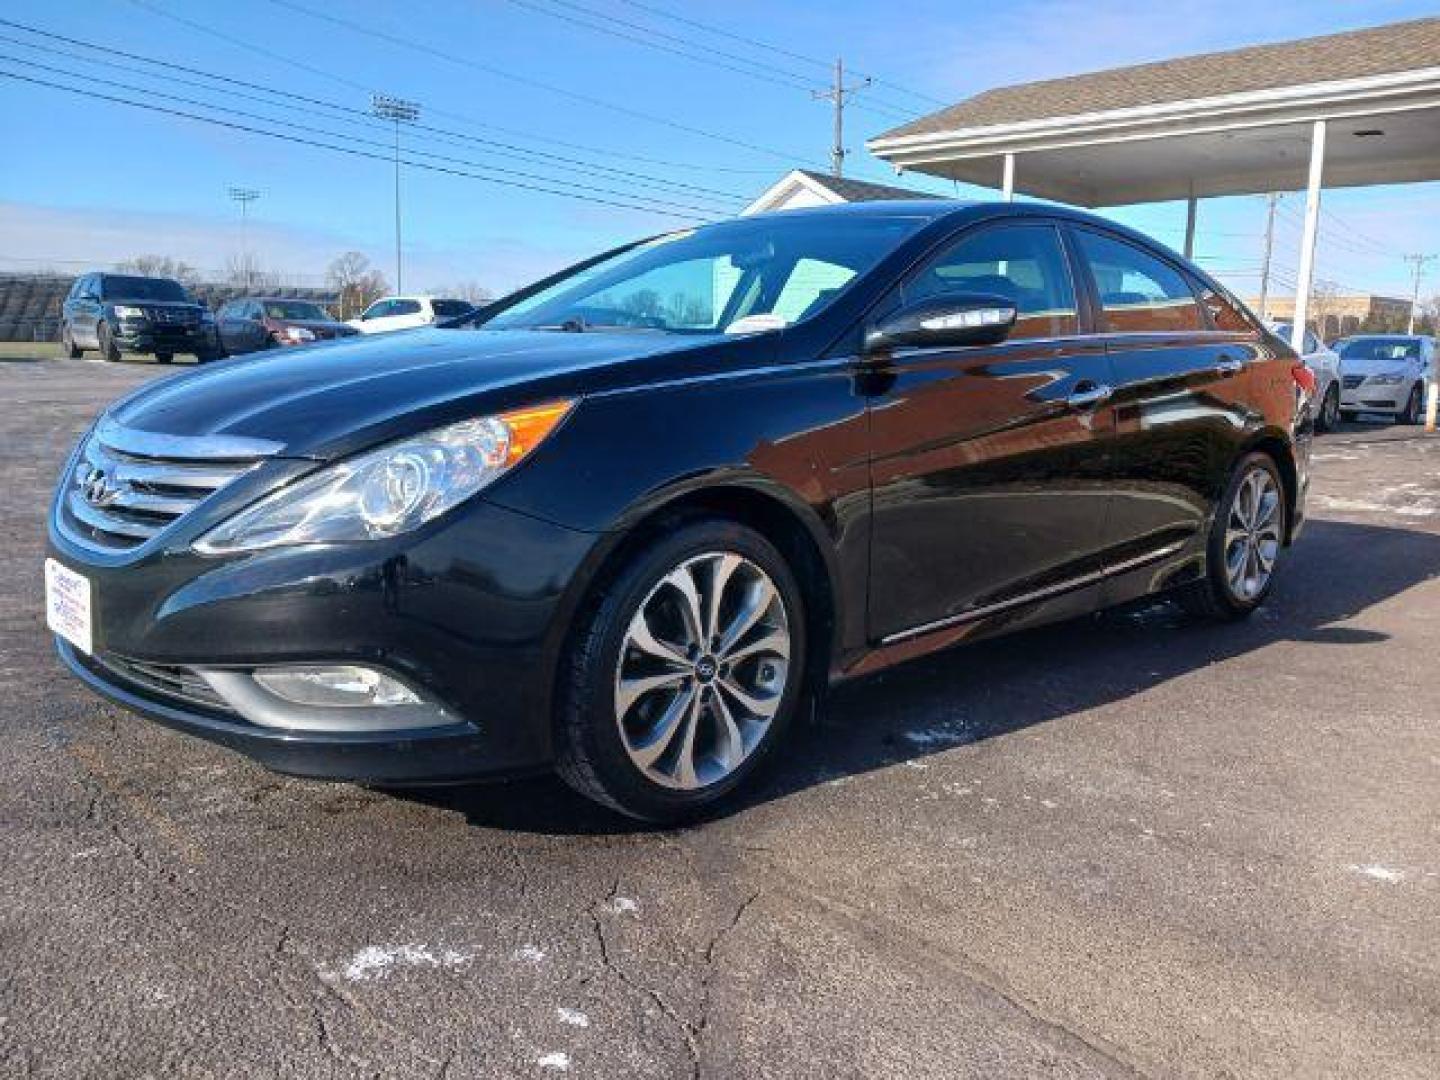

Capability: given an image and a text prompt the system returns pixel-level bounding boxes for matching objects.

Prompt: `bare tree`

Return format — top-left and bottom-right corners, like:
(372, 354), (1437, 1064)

(115, 254), (202, 285)
(225, 252), (281, 292)
(326, 252), (390, 319)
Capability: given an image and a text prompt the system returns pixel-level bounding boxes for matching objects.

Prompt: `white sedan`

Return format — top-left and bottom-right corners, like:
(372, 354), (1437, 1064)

(1336, 335), (1437, 426)
(348, 296), (475, 335)
(1270, 321), (1342, 431)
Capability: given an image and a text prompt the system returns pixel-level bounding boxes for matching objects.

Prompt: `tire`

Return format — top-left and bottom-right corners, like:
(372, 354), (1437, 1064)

(155, 352), (174, 365)
(556, 518), (807, 823)
(1401, 384), (1423, 426)
(1340, 409), (1357, 423)
(98, 322), (121, 363)
(1179, 451), (1287, 622)
(1315, 383), (1340, 433)
(61, 325), (82, 359)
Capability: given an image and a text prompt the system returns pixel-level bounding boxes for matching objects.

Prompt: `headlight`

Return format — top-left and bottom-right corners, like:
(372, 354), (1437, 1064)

(113, 305), (146, 318)
(1369, 373), (1405, 385)
(193, 401), (574, 554)
(280, 326), (315, 342)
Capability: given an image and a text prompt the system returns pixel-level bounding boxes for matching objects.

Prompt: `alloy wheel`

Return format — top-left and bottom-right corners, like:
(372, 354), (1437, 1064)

(1322, 385), (1339, 429)
(614, 551), (791, 790)
(1223, 467), (1282, 602)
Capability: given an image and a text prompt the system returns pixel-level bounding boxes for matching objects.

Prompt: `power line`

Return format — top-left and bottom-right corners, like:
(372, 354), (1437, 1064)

(109, 3), (776, 177)
(0, 22), (747, 208)
(614, 0), (950, 109)
(0, 67), (719, 221)
(0, 51), (731, 218)
(501, 0), (919, 122)
(259, 0), (823, 167)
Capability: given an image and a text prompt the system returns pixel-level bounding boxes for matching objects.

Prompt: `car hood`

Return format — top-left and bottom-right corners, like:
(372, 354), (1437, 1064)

(107, 327), (729, 459)
(112, 299), (205, 312)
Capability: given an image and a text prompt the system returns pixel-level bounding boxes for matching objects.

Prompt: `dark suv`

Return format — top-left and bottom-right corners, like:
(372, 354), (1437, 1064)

(61, 273), (219, 363)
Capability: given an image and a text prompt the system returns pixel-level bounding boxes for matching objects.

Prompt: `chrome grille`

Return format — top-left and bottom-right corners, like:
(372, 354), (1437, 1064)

(59, 418), (279, 553)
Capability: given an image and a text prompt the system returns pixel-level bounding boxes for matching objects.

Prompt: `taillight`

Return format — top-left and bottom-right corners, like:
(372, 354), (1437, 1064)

(1291, 363), (1316, 395)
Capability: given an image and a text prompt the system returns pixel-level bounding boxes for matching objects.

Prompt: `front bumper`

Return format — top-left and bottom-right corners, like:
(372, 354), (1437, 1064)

(48, 495), (602, 783)
(1340, 380), (1408, 412)
(115, 322), (218, 354)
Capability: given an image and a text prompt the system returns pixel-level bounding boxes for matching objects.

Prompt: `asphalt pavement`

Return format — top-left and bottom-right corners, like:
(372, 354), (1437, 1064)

(2, 357), (1437, 1078)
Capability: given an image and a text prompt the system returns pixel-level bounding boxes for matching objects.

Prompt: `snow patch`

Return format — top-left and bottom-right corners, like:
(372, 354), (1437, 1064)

(1351, 864), (1405, 884)
(556, 1007), (590, 1028)
(331, 944), (471, 982)
(538, 1051), (571, 1071)
(901, 725), (974, 749)
(514, 944), (548, 963)
(608, 896), (639, 915)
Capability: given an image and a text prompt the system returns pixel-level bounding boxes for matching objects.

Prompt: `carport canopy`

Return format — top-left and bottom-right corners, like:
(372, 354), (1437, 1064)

(867, 18), (1440, 352)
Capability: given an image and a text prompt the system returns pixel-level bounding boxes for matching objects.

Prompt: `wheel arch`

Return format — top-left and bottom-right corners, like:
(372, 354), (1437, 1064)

(1239, 430), (1300, 544)
(544, 479), (845, 741)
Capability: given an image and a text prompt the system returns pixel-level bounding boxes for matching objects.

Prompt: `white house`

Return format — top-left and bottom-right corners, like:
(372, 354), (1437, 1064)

(743, 168), (937, 215)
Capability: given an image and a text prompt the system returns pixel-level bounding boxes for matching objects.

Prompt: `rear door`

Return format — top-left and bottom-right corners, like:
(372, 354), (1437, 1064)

(1067, 226), (1264, 573)
(73, 275), (100, 345)
(866, 219), (1117, 643)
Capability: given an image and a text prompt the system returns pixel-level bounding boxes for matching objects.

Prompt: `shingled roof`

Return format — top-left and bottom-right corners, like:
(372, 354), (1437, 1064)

(878, 17), (1440, 141)
(790, 169), (932, 202)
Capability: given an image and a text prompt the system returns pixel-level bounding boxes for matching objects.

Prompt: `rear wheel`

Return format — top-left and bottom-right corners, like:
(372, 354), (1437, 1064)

(1315, 383), (1340, 432)
(155, 352), (174, 364)
(1401, 385), (1423, 426)
(556, 519), (805, 822)
(98, 322), (121, 363)
(1180, 452), (1286, 621)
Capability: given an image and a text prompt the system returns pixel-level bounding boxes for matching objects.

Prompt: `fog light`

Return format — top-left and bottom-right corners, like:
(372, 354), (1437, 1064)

(252, 665), (421, 708)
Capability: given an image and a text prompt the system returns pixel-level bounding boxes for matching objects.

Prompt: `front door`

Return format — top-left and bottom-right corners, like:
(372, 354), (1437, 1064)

(866, 220), (1116, 643)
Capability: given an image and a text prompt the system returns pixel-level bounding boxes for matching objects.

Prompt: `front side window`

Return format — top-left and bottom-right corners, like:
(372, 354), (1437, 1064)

(362, 300), (390, 320)
(903, 222), (1079, 339)
(484, 214), (927, 335)
(1075, 231), (1204, 333)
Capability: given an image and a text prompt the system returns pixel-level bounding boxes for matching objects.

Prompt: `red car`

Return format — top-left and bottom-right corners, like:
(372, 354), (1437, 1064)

(214, 297), (358, 358)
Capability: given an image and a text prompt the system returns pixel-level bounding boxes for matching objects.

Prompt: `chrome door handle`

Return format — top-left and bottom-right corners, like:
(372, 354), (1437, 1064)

(1215, 357), (1246, 376)
(1066, 383), (1113, 409)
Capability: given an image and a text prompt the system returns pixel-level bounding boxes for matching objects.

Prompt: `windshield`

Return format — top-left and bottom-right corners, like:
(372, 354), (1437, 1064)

(101, 276), (189, 303)
(1337, 337), (1422, 364)
(483, 214), (928, 334)
(262, 300), (328, 320)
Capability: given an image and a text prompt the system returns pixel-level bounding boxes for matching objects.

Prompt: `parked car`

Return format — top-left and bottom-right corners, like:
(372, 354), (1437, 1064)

(348, 296), (474, 334)
(61, 273), (218, 363)
(45, 202), (1309, 822)
(1269, 321), (1342, 431)
(1336, 334), (1437, 424)
(215, 297), (359, 357)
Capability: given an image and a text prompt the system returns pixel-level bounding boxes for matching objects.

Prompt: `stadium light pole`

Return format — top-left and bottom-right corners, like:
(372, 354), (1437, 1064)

(228, 187), (260, 292)
(371, 94), (420, 293)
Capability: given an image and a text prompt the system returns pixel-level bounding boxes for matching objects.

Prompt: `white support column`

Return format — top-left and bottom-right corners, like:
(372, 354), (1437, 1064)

(1183, 195), (1198, 259)
(1290, 120), (1326, 354)
(1001, 153), (1015, 202)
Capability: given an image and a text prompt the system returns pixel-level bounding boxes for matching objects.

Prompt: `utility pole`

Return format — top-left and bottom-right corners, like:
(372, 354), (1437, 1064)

(1403, 253), (1435, 334)
(1257, 193), (1279, 321)
(371, 94), (420, 293)
(227, 187), (260, 292)
(812, 58), (871, 178)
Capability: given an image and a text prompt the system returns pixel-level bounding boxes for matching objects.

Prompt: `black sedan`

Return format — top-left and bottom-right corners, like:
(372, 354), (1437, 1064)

(45, 202), (1310, 821)
(215, 297), (359, 357)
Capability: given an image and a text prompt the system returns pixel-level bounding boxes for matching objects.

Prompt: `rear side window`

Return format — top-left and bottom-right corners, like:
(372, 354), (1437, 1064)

(1074, 231), (1204, 333)
(1194, 283), (1254, 332)
(904, 223), (1078, 340)
(392, 300), (422, 316)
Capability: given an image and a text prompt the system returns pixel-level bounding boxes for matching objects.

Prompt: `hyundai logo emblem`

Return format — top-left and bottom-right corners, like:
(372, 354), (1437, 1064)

(78, 465), (118, 508)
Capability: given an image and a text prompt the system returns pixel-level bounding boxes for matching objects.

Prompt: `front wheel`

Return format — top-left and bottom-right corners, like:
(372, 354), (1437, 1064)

(155, 352), (174, 364)
(1401, 385), (1423, 426)
(61, 325), (82, 359)
(556, 519), (806, 823)
(1180, 452), (1287, 621)
(98, 322), (121, 363)
(1315, 383), (1340, 432)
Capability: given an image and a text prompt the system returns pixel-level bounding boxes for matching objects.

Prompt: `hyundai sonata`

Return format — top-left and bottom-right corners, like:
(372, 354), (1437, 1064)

(46, 202), (1309, 821)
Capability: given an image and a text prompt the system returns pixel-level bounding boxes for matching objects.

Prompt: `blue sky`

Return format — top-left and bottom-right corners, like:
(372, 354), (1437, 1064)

(0, 0), (1436, 302)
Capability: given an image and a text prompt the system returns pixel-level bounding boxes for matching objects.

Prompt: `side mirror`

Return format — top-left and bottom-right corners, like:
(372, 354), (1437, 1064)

(865, 292), (1018, 353)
